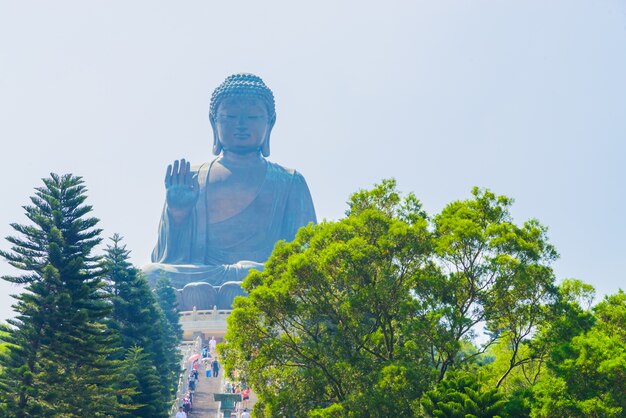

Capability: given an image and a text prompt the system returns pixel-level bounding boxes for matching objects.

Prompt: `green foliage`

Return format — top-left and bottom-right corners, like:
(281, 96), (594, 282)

(531, 291), (626, 417)
(222, 179), (435, 417)
(221, 180), (572, 417)
(103, 234), (178, 416)
(481, 336), (542, 393)
(0, 322), (9, 359)
(420, 371), (507, 418)
(422, 187), (558, 381)
(118, 346), (167, 418)
(0, 173), (124, 417)
(154, 273), (183, 342)
(559, 278), (596, 310)
(0, 175), (184, 417)
(3, 175), (620, 417)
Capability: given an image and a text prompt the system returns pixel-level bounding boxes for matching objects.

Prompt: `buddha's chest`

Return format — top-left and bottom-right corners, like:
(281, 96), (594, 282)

(206, 161), (267, 223)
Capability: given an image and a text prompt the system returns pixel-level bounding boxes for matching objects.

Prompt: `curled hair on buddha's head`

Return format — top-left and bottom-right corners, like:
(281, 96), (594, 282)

(209, 73), (276, 157)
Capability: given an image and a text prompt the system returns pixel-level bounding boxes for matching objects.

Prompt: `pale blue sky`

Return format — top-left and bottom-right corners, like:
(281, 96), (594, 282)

(1, 1), (625, 321)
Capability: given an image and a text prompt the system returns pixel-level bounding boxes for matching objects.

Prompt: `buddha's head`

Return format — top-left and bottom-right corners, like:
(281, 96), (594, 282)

(209, 73), (276, 157)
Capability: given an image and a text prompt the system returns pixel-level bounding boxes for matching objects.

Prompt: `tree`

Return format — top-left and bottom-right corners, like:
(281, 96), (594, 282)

(0, 173), (123, 417)
(222, 180), (435, 417)
(222, 180), (573, 417)
(0, 322), (11, 416)
(118, 346), (167, 418)
(102, 234), (176, 416)
(532, 291), (626, 417)
(153, 273), (183, 397)
(420, 371), (507, 418)
(154, 273), (182, 343)
(420, 187), (559, 381)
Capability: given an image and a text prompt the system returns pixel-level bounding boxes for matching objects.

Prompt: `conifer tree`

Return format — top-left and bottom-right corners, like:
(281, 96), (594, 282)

(0, 173), (123, 417)
(155, 274), (183, 341)
(102, 234), (176, 415)
(104, 235), (162, 353)
(119, 346), (167, 418)
(154, 274), (183, 390)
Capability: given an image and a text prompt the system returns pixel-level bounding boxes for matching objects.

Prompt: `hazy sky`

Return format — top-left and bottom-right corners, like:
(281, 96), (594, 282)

(1, 1), (625, 321)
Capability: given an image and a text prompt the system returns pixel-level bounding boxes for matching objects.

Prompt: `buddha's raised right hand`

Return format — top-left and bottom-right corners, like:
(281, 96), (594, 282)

(165, 158), (199, 222)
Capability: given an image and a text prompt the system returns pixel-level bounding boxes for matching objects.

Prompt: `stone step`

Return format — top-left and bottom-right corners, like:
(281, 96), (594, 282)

(183, 366), (255, 417)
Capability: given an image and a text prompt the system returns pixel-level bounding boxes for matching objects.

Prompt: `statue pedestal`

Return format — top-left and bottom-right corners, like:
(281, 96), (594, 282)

(214, 393), (242, 417)
(179, 306), (232, 341)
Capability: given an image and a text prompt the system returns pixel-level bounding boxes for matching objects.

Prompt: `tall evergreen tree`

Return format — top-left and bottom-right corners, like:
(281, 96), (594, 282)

(154, 274), (183, 389)
(102, 234), (177, 415)
(104, 235), (162, 353)
(155, 274), (182, 341)
(0, 173), (123, 417)
(118, 346), (167, 418)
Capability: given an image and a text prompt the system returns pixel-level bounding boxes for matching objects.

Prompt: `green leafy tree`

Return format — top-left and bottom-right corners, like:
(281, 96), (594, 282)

(222, 180), (435, 417)
(477, 280), (597, 417)
(220, 180), (589, 417)
(531, 291), (626, 417)
(0, 173), (123, 417)
(421, 188), (558, 381)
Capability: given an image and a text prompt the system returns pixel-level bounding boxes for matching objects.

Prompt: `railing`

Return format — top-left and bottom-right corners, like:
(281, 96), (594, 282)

(179, 306), (233, 322)
(170, 336), (202, 417)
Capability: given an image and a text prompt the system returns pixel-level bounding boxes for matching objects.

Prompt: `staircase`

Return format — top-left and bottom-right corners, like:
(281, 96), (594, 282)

(172, 338), (255, 417)
(187, 368), (223, 417)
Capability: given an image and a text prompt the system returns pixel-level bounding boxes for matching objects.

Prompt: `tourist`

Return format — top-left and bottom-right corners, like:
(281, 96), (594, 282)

(212, 357), (219, 377)
(209, 336), (217, 354)
(242, 387), (250, 409)
(241, 408), (251, 418)
(176, 406), (187, 418)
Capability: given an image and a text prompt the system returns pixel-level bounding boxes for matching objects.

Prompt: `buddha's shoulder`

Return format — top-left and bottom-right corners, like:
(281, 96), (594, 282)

(188, 159), (307, 181)
(189, 162), (211, 174)
(266, 161), (306, 180)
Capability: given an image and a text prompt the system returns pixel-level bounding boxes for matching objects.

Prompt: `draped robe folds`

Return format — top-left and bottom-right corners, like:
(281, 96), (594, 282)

(145, 158), (317, 293)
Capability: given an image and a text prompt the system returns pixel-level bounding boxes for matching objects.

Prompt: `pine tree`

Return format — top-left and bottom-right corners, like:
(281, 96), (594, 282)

(155, 274), (182, 340)
(118, 346), (167, 418)
(154, 274), (183, 393)
(103, 235), (161, 353)
(102, 235), (178, 414)
(0, 173), (123, 417)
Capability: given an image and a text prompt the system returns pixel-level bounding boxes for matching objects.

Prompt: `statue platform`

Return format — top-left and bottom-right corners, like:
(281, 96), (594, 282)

(179, 306), (232, 341)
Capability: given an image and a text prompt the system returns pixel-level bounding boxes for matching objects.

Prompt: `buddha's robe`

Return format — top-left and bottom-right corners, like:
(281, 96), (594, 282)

(145, 158), (316, 291)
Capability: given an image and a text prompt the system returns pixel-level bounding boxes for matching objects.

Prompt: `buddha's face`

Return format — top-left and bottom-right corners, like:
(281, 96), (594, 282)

(213, 97), (273, 155)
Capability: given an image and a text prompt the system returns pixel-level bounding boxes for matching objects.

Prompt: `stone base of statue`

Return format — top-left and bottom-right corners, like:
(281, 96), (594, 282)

(179, 306), (232, 341)
(175, 281), (247, 311)
(142, 264), (248, 311)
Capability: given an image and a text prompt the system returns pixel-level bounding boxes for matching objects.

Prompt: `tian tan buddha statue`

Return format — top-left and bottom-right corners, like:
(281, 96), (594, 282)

(143, 74), (316, 310)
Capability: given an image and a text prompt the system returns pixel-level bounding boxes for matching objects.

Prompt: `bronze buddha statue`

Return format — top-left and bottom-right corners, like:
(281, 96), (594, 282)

(143, 74), (316, 310)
